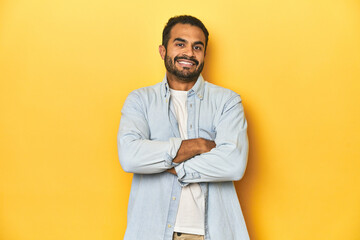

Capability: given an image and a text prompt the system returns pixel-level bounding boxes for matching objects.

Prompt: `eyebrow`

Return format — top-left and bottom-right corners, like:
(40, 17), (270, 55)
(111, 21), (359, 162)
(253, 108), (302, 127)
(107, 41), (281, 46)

(193, 41), (205, 47)
(173, 38), (205, 47)
(174, 38), (186, 43)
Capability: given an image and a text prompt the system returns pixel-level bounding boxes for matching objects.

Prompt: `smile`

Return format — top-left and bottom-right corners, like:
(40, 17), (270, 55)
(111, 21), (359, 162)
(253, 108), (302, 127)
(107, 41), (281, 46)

(177, 60), (196, 66)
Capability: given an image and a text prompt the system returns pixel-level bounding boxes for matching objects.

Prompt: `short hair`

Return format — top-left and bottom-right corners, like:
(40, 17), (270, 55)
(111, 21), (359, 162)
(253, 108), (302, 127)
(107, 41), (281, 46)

(162, 15), (209, 51)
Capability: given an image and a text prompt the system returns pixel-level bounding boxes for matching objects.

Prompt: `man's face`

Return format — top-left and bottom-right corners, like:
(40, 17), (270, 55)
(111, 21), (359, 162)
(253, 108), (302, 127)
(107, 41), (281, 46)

(160, 23), (206, 82)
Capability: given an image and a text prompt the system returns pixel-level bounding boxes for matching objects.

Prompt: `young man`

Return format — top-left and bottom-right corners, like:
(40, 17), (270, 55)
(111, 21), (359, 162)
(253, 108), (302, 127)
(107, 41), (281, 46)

(118, 15), (249, 240)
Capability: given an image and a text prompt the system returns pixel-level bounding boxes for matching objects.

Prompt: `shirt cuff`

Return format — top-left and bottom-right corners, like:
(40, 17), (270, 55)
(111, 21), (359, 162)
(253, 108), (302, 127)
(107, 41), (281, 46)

(164, 137), (182, 167)
(174, 162), (201, 187)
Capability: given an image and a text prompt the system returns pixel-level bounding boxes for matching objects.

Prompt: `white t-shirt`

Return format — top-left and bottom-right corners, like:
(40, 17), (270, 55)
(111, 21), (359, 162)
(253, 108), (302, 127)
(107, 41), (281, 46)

(170, 89), (205, 235)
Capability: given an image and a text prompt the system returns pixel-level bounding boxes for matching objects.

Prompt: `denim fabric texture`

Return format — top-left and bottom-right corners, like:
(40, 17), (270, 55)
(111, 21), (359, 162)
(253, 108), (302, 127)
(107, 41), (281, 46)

(118, 75), (250, 240)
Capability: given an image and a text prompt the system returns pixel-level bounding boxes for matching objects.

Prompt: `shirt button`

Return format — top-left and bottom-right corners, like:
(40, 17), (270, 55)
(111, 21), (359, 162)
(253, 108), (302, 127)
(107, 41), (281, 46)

(190, 104), (192, 108)
(190, 124), (192, 129)
(172, 196), (176, 200)
(168, 224), (172, 228)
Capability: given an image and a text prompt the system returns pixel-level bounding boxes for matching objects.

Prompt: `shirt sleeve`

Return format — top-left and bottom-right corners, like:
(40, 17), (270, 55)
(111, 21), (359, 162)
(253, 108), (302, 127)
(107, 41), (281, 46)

(174, 95), (249, 185)
(118, 91), (182, 174)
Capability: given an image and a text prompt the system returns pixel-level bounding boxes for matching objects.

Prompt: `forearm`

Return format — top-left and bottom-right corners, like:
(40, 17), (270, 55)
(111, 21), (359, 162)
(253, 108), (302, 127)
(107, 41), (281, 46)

(173, 138), (216, 163)
(118, 131), (182, 174)
(167, 138), (215, 175)
(175, 134), (248, 184)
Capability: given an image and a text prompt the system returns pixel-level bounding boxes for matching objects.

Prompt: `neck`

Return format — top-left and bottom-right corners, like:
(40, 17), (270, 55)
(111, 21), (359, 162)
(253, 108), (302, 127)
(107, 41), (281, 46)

(166, 72), (198, 91)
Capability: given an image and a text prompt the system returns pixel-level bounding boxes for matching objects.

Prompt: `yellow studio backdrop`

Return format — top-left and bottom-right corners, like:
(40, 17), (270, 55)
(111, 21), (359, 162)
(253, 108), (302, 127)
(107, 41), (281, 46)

(0, 0), (359, 239)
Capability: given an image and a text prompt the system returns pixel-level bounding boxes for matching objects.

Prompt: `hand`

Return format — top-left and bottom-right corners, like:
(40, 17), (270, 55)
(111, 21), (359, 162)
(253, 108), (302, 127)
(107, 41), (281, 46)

(167, 168), (177, 175)
(173, 138), (216, 164)
(197, 138), (216, 154)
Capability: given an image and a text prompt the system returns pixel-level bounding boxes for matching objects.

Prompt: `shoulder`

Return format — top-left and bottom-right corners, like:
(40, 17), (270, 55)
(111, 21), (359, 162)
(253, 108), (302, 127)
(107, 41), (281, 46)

(129, 82), (162, 98)
(125, 82), (163, 102)
(123, 82), (163, 110)
(204, 81), (242, 104)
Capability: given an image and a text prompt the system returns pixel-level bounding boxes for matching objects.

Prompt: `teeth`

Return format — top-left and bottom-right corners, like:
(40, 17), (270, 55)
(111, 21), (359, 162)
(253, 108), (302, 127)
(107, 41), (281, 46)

(178, 61), (193, 65)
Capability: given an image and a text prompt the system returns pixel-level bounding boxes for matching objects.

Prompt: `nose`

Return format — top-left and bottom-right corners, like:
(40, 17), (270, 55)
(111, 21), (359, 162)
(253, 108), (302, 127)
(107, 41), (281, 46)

(183, 45), (195, 57)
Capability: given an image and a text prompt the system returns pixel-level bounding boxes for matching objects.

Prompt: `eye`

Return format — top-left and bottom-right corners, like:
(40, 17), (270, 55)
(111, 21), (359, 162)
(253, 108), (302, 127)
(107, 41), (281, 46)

(193, 46), (202, 51)
(176, 43), (184, 47)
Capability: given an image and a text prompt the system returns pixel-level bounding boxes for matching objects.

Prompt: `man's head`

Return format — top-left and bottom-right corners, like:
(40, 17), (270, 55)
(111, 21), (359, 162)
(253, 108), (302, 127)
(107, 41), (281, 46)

(159, 15), (209, 83)
(162, 15), (209, 51)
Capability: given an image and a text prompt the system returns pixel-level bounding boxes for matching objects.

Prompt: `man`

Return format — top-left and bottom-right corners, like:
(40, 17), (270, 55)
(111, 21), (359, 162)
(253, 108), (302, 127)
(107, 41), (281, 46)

(118, 15), (249, 240)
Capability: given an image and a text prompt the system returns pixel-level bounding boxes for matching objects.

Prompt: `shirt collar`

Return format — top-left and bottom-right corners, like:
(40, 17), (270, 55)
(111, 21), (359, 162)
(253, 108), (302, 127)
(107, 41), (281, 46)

(162, 74), (205, 100)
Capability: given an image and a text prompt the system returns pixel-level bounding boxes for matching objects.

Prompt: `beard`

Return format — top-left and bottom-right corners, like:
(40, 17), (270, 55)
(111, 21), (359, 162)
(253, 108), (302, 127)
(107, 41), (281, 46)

(164, 53), (204, 82)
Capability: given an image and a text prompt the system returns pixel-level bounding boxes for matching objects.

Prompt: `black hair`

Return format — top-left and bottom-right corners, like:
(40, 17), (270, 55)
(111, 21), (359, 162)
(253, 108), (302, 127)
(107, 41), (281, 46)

(162, 15), (209, 51)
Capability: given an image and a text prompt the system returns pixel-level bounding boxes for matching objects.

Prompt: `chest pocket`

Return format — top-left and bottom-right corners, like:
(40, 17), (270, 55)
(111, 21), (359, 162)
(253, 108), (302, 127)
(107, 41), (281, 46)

(198, 106), (217, 141)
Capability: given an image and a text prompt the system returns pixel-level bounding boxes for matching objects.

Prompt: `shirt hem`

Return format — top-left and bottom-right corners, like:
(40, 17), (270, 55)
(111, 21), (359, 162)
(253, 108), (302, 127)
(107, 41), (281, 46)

(173, 227), (205, 236)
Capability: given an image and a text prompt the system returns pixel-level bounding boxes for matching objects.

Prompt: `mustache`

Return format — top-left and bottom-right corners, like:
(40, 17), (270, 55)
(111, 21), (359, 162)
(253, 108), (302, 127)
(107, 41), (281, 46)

(174, 56), (199, 66)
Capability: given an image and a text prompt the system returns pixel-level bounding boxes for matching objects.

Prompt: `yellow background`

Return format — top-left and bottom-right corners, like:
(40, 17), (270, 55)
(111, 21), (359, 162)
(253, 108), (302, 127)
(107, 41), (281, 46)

(1, 0), (359, 239)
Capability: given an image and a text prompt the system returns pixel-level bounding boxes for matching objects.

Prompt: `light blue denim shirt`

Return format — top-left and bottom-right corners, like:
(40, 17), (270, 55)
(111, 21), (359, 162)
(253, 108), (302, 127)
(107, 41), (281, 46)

(118, 75), (249, 240)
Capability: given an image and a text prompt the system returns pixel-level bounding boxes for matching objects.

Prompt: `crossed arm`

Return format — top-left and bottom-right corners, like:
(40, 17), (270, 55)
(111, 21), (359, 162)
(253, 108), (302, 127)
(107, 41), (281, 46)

(118, 92), (248, 184)
(166, 138), (216, 175)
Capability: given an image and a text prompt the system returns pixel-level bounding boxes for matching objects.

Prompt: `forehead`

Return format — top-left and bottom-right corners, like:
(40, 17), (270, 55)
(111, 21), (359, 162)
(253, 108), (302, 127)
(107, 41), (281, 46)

(169, 23), (206, 43)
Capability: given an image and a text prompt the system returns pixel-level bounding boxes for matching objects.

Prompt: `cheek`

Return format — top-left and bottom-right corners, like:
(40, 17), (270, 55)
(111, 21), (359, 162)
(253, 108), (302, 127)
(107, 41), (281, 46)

(196, 51), (205, 58)
(196, 54), (205, 63)
(168, 52), (178, 60)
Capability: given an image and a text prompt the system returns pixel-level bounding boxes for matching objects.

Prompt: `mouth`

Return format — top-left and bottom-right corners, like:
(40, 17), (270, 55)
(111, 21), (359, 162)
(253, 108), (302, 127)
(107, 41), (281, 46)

(177, 60), (195, 66)
(174, 56), (198, 67)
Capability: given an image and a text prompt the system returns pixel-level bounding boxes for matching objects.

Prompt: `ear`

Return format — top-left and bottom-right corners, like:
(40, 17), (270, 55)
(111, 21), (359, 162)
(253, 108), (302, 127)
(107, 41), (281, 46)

(159, 45), (166, 60)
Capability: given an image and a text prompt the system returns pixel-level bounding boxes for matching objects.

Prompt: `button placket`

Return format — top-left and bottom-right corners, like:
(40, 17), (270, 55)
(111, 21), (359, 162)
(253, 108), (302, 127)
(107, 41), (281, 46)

(187, 97), (196, 139)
